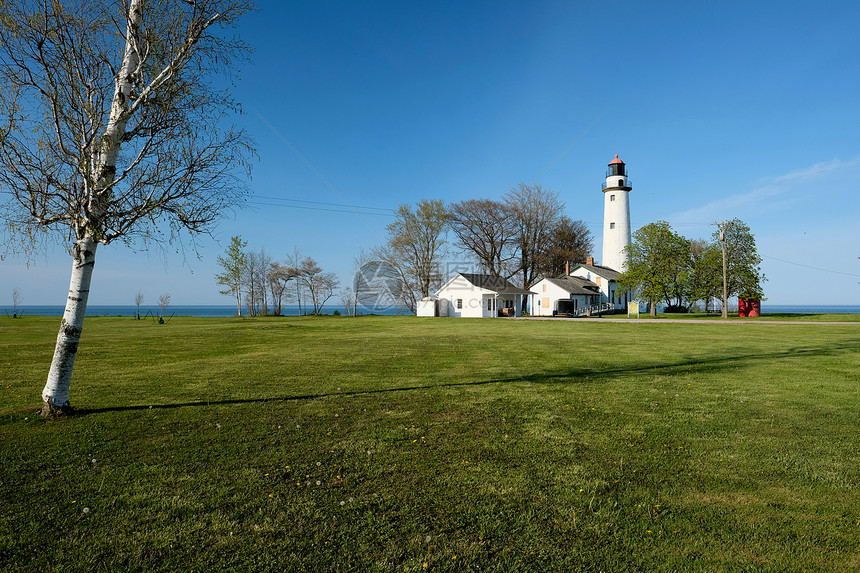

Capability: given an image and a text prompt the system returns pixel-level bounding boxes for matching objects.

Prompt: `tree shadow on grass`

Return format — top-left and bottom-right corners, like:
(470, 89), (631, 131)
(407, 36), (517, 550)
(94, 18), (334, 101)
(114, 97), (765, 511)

(77, 340), (859, 416)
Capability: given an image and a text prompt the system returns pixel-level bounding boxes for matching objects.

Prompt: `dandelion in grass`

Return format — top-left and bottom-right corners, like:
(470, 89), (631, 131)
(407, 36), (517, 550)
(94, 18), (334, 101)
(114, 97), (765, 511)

(83, 507), (90, 514)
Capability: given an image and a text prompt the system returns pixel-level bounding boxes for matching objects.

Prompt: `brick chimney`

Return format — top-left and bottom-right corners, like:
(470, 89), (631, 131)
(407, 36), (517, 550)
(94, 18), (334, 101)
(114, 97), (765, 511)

(586, 256), (594, 266)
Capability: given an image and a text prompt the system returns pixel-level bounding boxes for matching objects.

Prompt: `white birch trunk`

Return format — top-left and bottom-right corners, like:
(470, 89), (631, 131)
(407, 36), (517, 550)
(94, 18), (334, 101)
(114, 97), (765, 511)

(41, 237), (98, 414)
(40, 0), (142, 415)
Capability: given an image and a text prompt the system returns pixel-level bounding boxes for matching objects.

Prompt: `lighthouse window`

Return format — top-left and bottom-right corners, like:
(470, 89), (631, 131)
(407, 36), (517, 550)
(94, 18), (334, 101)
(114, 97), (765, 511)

(610, 222), (616, 229)
(617, 179), (623, 187)
(610, 194), (615, 201)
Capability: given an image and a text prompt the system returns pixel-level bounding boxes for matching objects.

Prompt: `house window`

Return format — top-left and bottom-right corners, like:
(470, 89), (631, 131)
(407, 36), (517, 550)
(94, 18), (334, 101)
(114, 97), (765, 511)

(542, 297), (550, 308)
(487, 298), (495, 311)
(456, 299), (462, 309)
(610, 194), (615, 201)
(542, 284), (547, 292)
(610, 222), (615, 229)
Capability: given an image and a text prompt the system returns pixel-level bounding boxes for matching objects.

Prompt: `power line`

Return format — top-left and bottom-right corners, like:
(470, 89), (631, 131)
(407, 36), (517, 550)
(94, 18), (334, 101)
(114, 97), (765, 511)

(762, 254), (860, 277)
(252, 195), (394, 213)
(253, 111), (388, 240)
(247, 200), (395, 216)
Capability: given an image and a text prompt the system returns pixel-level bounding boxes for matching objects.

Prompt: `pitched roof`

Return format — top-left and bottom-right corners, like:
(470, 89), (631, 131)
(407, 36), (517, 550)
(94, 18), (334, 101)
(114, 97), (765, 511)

(544, 276), (602, 296)
(570, 263), (620, 281)
(457, 273), (533, 295)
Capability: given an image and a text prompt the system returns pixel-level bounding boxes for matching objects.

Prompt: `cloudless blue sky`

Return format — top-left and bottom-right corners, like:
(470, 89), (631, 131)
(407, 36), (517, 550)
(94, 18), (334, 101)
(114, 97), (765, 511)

(3, 0), (859, 307)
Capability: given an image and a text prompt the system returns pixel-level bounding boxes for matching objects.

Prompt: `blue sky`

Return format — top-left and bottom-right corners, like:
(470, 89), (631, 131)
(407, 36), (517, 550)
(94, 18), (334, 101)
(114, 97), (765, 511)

(3, 0), (859, 306)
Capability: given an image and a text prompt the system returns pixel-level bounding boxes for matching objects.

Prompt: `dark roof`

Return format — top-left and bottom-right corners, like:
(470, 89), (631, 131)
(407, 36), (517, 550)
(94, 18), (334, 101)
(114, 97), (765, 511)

(458, 273), (533, 295)
(570, 263), (620, 281)
(544, 276), (601, 296)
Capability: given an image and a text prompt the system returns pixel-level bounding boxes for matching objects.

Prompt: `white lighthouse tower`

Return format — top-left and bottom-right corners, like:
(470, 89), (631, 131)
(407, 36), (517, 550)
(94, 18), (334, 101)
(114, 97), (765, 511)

(601, 154), (632, 272)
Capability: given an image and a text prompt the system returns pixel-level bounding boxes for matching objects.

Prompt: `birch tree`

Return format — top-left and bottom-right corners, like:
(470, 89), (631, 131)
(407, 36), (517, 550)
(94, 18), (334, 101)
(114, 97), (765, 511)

(297, 257), (339, 315)
(134, 290), (144, 319)
(215, 235), (247, 317)
(267, 261), (295, 316)
(0, 0), (255, 416)
(11, 287), (22, 317)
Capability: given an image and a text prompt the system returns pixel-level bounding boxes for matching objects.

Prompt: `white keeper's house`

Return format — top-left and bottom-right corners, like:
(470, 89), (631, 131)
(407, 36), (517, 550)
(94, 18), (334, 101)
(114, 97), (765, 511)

(423, 273), (532, 318)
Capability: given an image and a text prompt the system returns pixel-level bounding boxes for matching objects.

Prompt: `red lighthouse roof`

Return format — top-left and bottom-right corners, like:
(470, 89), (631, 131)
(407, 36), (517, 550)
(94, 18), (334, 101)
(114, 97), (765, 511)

(609, 154), (624, 164)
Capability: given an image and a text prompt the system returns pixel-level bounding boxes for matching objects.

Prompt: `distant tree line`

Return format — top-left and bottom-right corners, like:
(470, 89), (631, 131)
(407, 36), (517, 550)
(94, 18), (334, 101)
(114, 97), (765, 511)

(215, 237), (340, 317)
(216, 185), (594, 316)
(617, 218), (765, 316)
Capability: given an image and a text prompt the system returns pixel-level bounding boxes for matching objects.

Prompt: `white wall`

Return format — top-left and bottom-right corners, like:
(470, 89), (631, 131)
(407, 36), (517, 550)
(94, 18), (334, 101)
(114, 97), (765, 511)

(570, 268), (614, 303)
(438, 275), (486, 318)
(531, 280), (569, 316)
(602, 181), (631, 273)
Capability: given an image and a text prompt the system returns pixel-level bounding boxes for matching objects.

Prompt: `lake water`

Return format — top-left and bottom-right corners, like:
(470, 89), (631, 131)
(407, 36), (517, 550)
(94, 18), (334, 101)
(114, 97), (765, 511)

(2, 304), (858, 318)
(760, 305), (860, 314)
(1, 304), (410, 318)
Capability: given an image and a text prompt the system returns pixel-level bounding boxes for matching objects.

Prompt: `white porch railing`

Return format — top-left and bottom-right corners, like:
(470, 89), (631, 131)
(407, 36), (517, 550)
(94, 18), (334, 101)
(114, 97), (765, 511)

(568, 302), (616, 317)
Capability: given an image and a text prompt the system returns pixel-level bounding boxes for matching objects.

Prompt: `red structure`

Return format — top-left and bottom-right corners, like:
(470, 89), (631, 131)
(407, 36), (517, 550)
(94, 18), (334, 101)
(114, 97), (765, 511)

(738, 298), (761, 317)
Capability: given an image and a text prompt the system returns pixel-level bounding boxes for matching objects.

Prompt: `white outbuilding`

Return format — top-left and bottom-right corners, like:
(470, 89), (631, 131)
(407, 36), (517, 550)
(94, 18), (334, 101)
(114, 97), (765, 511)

(529, 275), (602, 316)
(435, 273), (533, 318)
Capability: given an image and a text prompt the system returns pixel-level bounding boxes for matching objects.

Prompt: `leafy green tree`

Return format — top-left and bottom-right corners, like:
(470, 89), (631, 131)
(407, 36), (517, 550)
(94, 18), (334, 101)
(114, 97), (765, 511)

(617, 221), (691, 316)
(216, 236), (248, 317)
(688, 239), (723, 311)
(716, 218), (766, 300)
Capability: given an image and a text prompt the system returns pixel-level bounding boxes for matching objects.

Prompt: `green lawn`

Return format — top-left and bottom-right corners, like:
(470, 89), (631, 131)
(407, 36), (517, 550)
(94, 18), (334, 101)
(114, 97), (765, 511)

(2, 315), (859, 571)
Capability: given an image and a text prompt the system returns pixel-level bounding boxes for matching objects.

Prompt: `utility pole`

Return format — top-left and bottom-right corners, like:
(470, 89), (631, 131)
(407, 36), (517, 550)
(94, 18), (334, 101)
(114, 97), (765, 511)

(716, 221), (729, 319)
